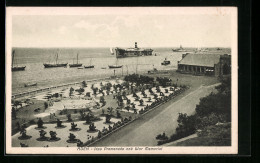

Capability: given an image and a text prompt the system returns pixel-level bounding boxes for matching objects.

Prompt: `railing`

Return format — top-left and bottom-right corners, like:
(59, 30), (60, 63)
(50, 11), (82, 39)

(12, 77), (112, 99)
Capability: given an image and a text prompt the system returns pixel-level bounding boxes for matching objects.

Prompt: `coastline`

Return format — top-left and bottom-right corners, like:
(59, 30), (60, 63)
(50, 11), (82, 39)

(11, 68), (175, 97)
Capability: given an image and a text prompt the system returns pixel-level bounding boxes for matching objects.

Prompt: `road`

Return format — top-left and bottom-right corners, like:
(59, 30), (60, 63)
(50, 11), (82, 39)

(91, 83), (219, 146)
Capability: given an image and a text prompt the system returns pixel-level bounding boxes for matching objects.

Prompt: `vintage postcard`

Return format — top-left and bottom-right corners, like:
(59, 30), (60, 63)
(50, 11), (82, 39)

(5, 7), (238, 154)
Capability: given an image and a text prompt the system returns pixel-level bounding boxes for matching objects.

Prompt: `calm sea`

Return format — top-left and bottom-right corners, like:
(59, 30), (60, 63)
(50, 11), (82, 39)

(11, 47), (231, 94)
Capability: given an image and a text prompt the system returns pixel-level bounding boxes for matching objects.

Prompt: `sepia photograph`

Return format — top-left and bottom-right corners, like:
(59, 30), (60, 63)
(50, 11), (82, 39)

(5, 7), (238, 154)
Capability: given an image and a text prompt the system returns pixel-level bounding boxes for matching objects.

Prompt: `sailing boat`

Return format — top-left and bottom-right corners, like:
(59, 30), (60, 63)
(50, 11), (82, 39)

(69, 53), (82, 67)
(12, 50), (26, 71)
(108, 58), (122, 69)
(110, 47), (114, 55)
(43, 50), (68, 68)
(84, 58), (94, 69)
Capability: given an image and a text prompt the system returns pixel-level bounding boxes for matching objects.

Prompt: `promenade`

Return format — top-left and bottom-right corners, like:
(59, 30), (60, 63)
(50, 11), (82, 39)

(91, 83), (219, 146)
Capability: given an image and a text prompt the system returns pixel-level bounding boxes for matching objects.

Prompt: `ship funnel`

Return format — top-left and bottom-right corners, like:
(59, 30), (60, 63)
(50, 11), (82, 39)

(135, 42), (138, 48)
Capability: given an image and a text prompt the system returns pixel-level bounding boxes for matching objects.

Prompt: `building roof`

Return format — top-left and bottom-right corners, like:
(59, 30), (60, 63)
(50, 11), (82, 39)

(178, 53), (222, 67)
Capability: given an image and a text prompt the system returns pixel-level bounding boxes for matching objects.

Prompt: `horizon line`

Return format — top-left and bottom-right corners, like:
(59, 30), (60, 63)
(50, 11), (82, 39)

(12, 46), (231, 48)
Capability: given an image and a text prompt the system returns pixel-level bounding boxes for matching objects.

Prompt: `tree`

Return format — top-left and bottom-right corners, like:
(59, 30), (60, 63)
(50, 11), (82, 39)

(154, 94), (158, 100)
(117, 95), (123, 103)
(76, 88), (85, 94)
(67, 114), (72, 122)
(86, 92), (91, 97)
(12, 107), (16, 119)
(82, 81), (87, 87)
(156, 77), (171, 87)
(215, 76), (231, 95)
(149, 88), (154, 94)
(107, 107), (114, 115)
(97, 131), (102, 138)
(69, 87), (74, 96)
(25, 99), (30, 105)
(93, 88), (98, 95)
(13, 100), (21, 109)
(122, 91), (127, 97)
(79, 110), (86, 120)
(100, 96), (105, 104)
(105, 114), (112, 123)
(116, 110), (121, 118)
(139, 99), (144, 106)
(85, 113), (92, 124)
(44, 102), (48, 110)
(125, 106), (130, 112)
(176, 113), (196, 136)
(195, 93), (231, 120)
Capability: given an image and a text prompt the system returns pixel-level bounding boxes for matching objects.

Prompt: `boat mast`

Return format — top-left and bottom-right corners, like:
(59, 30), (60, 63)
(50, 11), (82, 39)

(56, 50), (59, 64)
(77, 53), (79, 64)
(12, 50), (15, 68)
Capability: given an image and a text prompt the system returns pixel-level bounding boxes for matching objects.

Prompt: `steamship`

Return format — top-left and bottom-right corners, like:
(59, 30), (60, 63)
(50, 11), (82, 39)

(172, 45), (188, 52)
(114, 42), (153, 58)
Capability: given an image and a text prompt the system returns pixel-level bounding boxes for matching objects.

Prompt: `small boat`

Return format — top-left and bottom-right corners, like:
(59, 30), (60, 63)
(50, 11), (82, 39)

(69, 53), (82, 67)
(108, 65), (123, 69)
(12, 66), (26, 71)
(84, 65), (95, 69)
(108, 58), (122, 69)
(101, 67), (107, 69)
(77, 67), (84, 69)
(24, 83), (37, 87)
(161, 58), (171, 65)
(12, 50), (26, 71)
(84, 58), (94, 69)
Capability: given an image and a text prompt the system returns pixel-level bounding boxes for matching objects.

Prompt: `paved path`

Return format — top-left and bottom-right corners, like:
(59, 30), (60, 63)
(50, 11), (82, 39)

(163, 134), (198, 146)
(92, 83), (219, 146)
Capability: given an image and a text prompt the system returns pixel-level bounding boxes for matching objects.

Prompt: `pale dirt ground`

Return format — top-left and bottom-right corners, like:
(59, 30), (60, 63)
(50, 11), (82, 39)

(12, 117), (120, 147)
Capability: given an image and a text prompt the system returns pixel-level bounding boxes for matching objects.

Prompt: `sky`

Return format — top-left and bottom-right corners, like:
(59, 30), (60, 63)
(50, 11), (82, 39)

(12, 14), (232, 48)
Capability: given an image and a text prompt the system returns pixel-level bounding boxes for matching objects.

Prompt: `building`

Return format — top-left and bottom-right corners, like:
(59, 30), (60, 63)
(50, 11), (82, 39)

(115, 42), (153, 58)
(177, 53), (231, 77)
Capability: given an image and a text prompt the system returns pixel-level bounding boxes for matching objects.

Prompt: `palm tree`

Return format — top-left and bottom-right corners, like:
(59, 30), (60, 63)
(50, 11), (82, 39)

(82, 81), (87, 87)
(13, 100), (21, 109)
(154, 94), (158, 100)
(69, 87), (74, 96)
(44, 102), (48, 110)
(107, 107), (114, 115)
(139, 99), (144, 106)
